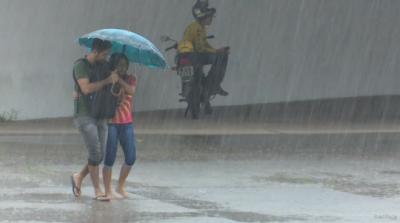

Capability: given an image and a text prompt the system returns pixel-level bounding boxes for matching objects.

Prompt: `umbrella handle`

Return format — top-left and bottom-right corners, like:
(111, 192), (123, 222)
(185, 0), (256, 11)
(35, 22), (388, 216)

(111, 84), (122, 97)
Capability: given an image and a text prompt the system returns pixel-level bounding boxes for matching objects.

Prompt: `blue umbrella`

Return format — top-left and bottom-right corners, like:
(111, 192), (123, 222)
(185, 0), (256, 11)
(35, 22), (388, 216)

(79, 29), (167, 69)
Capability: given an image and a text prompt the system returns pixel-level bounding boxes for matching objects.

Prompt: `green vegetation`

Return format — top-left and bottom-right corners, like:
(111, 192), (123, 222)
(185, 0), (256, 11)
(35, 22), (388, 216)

(0, 109), (18, 122)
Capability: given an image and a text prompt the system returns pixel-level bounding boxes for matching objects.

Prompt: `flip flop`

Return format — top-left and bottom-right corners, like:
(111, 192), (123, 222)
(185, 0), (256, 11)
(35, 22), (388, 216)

(70, 175), (81, 197)
(94, 195), (111, 202)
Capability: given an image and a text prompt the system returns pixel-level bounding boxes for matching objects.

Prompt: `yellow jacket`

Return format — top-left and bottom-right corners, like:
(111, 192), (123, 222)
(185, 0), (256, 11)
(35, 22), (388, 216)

(179, 21), (216, 53)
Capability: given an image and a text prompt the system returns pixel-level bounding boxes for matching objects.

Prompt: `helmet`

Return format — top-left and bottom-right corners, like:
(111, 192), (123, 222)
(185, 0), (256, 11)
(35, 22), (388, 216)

(194, 7), (216, 21)
(193, 0), (215, 21)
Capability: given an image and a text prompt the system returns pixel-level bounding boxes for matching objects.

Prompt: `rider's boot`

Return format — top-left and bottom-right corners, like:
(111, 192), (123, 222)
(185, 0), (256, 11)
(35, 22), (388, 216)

(216, 86), (229, 96)
(204, 101), (213, 115)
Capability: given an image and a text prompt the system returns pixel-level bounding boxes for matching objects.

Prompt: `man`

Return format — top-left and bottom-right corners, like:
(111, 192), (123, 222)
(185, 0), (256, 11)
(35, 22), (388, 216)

(71, 38), (119, 201)
(180, 5), (230, 113)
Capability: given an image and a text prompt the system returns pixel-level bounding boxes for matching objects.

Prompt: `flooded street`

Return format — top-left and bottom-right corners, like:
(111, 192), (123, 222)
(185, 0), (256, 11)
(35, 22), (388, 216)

(1, 120), (400, 222)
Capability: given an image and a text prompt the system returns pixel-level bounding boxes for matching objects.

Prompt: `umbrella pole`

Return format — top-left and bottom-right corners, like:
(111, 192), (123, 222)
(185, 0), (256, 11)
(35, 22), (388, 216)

(122, 44), (127, 54)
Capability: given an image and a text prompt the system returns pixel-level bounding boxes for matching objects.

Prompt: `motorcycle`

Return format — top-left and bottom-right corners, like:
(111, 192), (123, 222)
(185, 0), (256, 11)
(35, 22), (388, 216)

(161, 35), (215, 119)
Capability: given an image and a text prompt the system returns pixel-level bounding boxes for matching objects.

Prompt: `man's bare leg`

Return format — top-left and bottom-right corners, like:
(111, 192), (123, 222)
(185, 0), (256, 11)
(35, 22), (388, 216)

(88, 165), (105, 199)
(72, 165), (89, 197)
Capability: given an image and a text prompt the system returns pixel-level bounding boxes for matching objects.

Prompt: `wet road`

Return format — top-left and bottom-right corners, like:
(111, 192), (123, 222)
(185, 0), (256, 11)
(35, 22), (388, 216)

(1, 132), (400, 222)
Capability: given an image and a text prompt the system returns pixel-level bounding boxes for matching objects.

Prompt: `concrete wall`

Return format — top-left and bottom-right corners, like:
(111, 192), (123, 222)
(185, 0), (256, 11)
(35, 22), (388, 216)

(0, 0), (399, 120)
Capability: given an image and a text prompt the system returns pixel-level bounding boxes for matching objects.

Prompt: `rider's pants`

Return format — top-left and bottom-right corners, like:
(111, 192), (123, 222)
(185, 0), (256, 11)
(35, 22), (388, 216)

(193, 52), (229, 95)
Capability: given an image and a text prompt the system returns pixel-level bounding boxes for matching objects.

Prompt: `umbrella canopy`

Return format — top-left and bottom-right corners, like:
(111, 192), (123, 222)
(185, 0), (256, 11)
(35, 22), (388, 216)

(79, 29), (167, 69)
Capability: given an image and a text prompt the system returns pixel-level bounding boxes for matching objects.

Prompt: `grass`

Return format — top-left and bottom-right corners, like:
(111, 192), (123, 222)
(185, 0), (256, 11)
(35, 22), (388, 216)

(0, 109), (18, 122)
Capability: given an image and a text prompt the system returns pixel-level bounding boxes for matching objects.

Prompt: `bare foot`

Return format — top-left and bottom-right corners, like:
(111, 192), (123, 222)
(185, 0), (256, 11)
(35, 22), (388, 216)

(116, 187), (129, 199)
(95, 189), (105, 198)
(94, 189), (110, 202)
(95, 195), (110, 202)
(105, 192), (123, 200)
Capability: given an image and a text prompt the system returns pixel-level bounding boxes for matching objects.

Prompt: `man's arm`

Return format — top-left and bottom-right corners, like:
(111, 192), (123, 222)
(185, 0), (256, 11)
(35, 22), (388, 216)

(77, 70), (119, 95)
(74, 61), (120, 95)
(77, 78), (111, 95)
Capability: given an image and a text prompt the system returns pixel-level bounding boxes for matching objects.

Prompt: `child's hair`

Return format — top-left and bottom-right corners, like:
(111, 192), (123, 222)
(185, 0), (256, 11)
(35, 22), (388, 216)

(109, 53), (129, 71)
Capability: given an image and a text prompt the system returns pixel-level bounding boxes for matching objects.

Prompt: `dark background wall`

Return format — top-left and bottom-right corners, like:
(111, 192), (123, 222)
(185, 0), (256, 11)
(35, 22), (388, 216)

(0, 0), (399, 120)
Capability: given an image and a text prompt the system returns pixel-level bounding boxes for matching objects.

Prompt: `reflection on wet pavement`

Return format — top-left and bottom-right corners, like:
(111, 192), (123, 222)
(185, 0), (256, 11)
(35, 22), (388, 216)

(1, 134), (400, 222)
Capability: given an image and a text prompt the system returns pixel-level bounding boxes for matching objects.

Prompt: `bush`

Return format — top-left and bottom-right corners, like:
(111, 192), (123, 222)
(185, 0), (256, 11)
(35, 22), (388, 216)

(0, 109), (18, 122)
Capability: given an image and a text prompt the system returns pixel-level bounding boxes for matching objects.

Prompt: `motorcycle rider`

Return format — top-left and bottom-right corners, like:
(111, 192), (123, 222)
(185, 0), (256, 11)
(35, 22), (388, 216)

(179, 2), (230, 114)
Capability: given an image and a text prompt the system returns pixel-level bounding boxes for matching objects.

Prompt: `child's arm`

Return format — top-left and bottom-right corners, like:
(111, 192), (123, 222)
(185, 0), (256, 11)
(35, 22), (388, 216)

(118, 75), (136, 96)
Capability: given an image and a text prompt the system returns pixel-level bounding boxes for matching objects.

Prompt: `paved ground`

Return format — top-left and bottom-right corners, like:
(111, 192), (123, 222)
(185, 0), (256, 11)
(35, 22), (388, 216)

(1, 110), (400, 136)
(1, 116), (400, 222)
